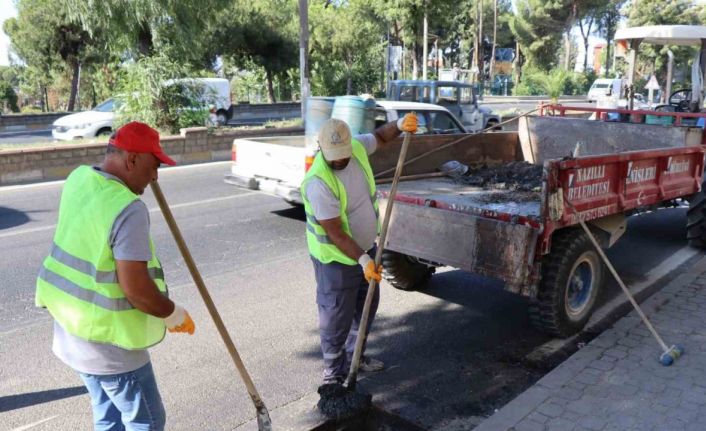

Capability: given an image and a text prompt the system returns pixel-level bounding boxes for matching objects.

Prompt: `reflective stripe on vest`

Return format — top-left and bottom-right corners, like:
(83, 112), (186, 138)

(300, 139), (379, 265)
(35, 166), (168, 350)
(48, 242), (165, 284)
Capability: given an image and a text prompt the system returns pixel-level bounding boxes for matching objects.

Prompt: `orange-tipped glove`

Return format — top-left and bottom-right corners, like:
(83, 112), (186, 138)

(358, 254), (382, 283)
(397, 113), (418, 134)
(164, 305), (195, 335)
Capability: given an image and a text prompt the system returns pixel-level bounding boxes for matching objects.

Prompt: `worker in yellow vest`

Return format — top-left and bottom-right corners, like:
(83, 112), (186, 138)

(301, 114), (418, 386)
(36, 121), (194, 431)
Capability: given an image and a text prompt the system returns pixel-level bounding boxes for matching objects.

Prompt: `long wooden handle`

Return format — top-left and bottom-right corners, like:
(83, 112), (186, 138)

(347, 130), (413, 390)
(150, 181), (271, 417)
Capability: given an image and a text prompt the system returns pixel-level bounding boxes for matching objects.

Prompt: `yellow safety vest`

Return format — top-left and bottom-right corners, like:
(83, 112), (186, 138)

(301, 139), (379, 265)
(36, 166), (168, 350)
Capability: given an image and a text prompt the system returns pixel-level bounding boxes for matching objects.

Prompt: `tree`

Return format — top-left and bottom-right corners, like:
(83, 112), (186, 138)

(309, 0), (385, 95)
(371, 0), (455, 80)
(5, 0), (107, 111)
(578, 10), (597, 72)
(596, 0), (625, 76)
(509, 0), (568, 73)
(61, 0), (226, 62)
(627, 0), (702, 89)
(208, 0), (299, 102)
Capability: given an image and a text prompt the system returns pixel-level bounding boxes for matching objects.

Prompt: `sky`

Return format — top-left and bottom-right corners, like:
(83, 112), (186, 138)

(0, 0), (17, 66)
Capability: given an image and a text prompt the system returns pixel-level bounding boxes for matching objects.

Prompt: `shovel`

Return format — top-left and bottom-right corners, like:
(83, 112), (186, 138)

(150, 181), (272, 431)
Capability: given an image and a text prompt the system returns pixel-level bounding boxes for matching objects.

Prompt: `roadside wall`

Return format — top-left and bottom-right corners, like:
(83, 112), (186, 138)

(0, 113), (69, 132)
(0, 126), (303, 186)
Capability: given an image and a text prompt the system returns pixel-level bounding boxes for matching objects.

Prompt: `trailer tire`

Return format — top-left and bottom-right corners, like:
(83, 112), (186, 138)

(382, 250), (434, 291)
(687, 189), (706, 248)
(529, 229), (604, 338)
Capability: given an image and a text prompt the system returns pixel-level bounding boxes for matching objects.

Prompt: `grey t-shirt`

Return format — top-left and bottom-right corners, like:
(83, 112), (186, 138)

(306, 134), (378, 251)
(52, 167), (152, 375)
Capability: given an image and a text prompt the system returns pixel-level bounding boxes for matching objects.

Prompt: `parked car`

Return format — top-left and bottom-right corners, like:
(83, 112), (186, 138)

(52, 78), (233, 141)
(224, 101), (467, 205)
(52, 98), (118, 141)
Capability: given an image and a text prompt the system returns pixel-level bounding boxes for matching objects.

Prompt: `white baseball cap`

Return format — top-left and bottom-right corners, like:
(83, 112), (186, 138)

(318, 118), (352, 161)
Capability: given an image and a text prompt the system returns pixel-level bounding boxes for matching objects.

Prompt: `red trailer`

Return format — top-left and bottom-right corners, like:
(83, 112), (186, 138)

(376, 106), (706, 337)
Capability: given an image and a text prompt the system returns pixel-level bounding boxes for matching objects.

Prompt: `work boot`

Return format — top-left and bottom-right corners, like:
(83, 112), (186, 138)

(359, 356), (384, 373)
(322, 375), (344, 386)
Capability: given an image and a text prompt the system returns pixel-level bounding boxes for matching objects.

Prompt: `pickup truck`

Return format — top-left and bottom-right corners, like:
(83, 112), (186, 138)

(224, 100), (467, 205)
(373, 105), (706, 337)
(387, 79), (502, 131)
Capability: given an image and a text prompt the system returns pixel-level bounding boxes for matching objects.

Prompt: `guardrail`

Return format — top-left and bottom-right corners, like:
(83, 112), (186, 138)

(0, 126), (304, 186)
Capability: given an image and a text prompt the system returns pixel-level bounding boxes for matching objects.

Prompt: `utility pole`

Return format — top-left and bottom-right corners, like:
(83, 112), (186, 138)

(489, 0), (497, 83)
(298, 0), (310, 122)
(478, 0), (484, 84)
(422, 11), (428, 80)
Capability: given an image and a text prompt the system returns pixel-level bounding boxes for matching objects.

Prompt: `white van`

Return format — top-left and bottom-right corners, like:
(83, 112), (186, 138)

(163, 78), (232, 125)
(52, 78), (233, 141)
(587, 78), (623, 102)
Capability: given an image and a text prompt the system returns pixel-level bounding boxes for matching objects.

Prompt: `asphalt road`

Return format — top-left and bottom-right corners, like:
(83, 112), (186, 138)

(0, 129), (53, 146)
(0, 161), (698, 430)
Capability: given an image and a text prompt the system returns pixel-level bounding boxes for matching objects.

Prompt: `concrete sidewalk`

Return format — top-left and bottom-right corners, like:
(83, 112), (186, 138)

(475, 256), (706, 431)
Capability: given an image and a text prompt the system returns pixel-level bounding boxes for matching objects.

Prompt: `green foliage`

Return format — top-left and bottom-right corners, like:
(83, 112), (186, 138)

(627, 0), (703, 86)
(309, 0), (385, 96)
(114, 54), (209, 134)
(0, 81), (20, 112)
(509, 0), (570, 71)
(61, 0), (228, 62)
(514, 68), (595, 97)
(20, 105), (43, 113)
(208, 0), (298, 102)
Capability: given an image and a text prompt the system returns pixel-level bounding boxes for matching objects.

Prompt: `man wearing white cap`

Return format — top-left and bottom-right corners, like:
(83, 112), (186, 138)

(301, 114), (418, 385)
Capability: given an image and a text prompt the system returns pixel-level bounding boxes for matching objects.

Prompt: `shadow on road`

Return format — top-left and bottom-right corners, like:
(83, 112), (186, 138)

(296, 268), (552, 429)
(0, 206), (32, 230)
(271, 205), (306, 222)
(0, 386), (87, 413)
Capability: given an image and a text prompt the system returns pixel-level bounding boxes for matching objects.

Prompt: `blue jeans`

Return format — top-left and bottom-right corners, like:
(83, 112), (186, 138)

(79, 362), (166, 431)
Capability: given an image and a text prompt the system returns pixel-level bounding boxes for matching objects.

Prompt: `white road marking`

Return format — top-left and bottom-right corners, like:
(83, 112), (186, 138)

(0, 161), (231, 192)
(0, 191), (259, 240)
(10, 415), (59, 430)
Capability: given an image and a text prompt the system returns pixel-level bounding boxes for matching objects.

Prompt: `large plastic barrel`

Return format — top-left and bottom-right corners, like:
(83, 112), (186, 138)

(331, 95), (376, 135)
(305, 97), (336, 148)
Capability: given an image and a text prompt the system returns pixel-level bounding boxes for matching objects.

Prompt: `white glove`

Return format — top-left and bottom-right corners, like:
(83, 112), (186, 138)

(358, 254), (382, 283)
(163, 304), (195, 334)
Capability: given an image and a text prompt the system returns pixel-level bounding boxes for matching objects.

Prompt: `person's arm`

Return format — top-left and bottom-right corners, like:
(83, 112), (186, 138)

(318, 217), (365, 262)
(372, 113), (418, 150)
(318, 217), (381, 282)
(110, 201), (194, 334)
(116, 260), (174, 317)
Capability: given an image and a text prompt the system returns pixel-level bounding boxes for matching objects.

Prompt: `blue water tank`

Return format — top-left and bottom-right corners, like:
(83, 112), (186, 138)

(331, 96), (376, 135)
(305, 97), (336, 148)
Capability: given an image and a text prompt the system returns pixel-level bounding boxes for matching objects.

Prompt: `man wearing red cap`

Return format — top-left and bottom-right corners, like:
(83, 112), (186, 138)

(36, 121), (193, 430)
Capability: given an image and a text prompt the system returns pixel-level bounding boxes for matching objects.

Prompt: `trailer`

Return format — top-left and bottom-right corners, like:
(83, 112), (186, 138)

(372, 107), (706, 337)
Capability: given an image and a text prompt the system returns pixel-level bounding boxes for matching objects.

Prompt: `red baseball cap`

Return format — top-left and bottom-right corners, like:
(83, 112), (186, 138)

(110, 121), (176, 166)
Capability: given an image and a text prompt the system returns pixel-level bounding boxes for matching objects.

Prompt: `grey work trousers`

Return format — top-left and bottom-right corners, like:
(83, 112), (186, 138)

(312, 248), (380, 382)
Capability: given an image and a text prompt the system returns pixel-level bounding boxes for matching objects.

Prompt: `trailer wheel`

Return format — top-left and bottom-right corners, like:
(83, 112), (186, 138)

(687, 189), (706, 248)
(381, 250), (435, 291)
(530, 229), (604, 337)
